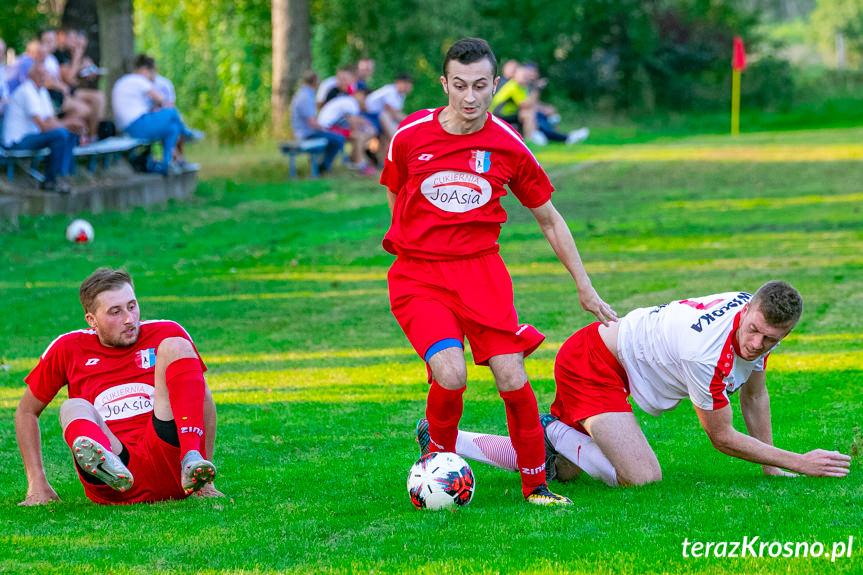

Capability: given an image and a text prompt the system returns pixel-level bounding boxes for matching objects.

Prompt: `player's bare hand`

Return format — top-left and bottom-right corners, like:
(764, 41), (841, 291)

(797, 449), (851, 477)
(763, 465), (797, 477)
(19, 486), (60, 506)
(578, 286), (618, 327)
(194, 482), (225, 498)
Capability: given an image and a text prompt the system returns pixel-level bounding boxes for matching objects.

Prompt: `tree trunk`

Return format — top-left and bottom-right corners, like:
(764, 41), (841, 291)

(272, 0), (311, 138)
(95, 0), (135, 120)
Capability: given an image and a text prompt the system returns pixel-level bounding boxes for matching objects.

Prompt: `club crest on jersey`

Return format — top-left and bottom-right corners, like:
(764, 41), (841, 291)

(135, 348), (156, 369)
(470, 150), (491, 174)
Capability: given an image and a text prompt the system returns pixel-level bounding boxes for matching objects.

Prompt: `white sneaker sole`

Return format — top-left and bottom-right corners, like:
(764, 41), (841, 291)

(181, 451), (217, 495)
(72, 436), (134, 493)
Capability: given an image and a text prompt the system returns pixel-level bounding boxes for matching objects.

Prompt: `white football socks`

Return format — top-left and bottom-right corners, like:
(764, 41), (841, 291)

(454, 421), (619, 487)
(544, 419), (618, 487)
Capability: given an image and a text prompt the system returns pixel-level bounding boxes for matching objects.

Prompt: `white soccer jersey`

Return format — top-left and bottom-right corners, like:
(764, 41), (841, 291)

(617, 291), (770, 416)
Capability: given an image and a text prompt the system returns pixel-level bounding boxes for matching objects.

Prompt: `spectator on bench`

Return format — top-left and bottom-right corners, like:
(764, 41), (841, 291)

(112, 54), (191, 175)
(317, 89), (376, 175)
(492, 62), (587, 146)
(290, 70), (345, 174)
(0, 37), (10, 119)
(364, 72), (413, 160)
(54, 28), (106, 138)
(316, 65), (356, 109)
(2, 63), (79, 192)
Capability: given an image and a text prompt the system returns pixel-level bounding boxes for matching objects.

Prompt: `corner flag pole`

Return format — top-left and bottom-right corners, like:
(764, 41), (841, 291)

(731, 36), (746, 136)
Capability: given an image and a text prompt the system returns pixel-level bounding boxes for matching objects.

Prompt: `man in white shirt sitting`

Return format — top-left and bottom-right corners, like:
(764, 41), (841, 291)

(317, 89), (376, 175)
(112, 54), (190, 175)
(419, 281), (852, 487)
(2, 63), (78, 192)
(364, 73), (413, 162)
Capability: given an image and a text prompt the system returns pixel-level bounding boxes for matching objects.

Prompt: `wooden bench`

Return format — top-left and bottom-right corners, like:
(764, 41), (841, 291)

(278, 138), (328, 179)
(0, 147), (51, 182)
(72, 136), (149, 174)
(1, 137), (149, 182)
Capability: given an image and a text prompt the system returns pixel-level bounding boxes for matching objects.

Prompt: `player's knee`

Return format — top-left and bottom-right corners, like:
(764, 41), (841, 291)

(59, 398), (97, 427)
(156, 337), (196, 364)
(618, 464), (662, 486)
(433, 364), (467, 389)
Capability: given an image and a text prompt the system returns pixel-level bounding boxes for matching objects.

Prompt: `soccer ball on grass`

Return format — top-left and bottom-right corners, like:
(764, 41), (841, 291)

(66, 219), (94, 243)
(407, 452), (475, 510)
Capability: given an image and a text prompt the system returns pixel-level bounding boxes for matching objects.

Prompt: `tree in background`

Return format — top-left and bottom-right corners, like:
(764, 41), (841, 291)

(96, 0), (135, 117)
(0, 2), (54, 51)
(135, 0), (272, 143)
(812, 0), (863, 68)
(272, 0), (311, 137)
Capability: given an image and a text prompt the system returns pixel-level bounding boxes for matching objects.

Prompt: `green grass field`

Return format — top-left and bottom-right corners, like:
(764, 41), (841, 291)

(1, 127), (861, 574)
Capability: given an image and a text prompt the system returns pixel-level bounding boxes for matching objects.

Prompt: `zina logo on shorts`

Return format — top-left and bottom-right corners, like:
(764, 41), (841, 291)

(420, 170), (492, 213)
(94, 383), (155, 421)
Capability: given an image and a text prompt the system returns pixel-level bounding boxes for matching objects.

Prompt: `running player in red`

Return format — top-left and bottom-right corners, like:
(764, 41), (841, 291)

(381, 38), (616, 506)
(15, 268), (220, 505)
(423, 281), (851, 486)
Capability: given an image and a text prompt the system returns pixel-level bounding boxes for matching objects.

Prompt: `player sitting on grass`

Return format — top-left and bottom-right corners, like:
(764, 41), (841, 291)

(416, 281), (851, 486)
(15, 268), (220, 505)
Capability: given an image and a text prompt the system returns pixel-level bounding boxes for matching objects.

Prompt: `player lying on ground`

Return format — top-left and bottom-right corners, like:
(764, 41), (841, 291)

(15, 268), (220, 505)
(382, 38), (617, 507)
(415, 281), (851, 486)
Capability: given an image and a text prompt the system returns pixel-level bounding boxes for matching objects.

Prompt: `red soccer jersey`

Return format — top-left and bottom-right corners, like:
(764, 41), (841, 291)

(380, 107), (554, 260)
(25, 320), (206, 443)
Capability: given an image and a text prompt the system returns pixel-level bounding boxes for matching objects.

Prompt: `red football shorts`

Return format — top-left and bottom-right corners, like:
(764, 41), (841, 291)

(550, 322), (632, 432)
(388, 253), (545, 368)
(76, 416), (192, 505)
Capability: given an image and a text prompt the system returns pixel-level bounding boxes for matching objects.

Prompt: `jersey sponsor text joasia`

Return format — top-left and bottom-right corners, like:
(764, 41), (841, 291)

(25, 320), (206, 442)
(617, 292), (770, 416)
(381, 108), (554, 260)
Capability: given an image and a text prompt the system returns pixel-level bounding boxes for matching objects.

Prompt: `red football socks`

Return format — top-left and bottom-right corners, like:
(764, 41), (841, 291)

(165, 357), (206, 457)
(64, 418), (113, 452)
(499, 382), (546, 497)
(425, 380), (465, 453)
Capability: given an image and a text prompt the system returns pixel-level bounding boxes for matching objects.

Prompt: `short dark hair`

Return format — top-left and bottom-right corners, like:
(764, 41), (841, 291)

(134, 54), (156, 71)
(302, 70), (318, 86)
(750, 281), (803, 326)
(442, 38), (497, 78)
(80, 268), (134, 313)
(395, 72), (414, 83)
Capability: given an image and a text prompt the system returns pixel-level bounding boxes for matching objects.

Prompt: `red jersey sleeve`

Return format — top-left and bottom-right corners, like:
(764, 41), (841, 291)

(24, 334), (72, 404)
(508, 150), (554, 209)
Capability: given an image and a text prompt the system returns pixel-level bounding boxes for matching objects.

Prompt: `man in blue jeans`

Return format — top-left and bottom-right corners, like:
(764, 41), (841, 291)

(2, 63), (78, 192)
(290, 70), (345, 174)
(112, 54), (190, 175)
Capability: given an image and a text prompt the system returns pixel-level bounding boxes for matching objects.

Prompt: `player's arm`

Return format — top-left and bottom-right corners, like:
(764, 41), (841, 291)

(693, 402), (851, 477)
(736, 370), (789, 476)
(14, 388), (60, 505)
(528, 199), (617, 326)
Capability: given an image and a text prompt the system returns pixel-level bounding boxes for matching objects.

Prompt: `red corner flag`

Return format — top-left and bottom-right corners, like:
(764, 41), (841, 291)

(732, 36), (747, 71)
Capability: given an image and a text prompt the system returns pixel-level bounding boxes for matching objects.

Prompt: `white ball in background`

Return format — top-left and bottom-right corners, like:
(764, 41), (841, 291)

(66, 219), (95, 243)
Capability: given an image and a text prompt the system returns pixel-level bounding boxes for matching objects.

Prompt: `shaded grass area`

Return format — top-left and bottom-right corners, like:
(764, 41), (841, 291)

(0, 127), (861, 573)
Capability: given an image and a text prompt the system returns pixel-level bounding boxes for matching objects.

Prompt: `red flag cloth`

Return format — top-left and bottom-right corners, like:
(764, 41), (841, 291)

(733, 36), (747, 71)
